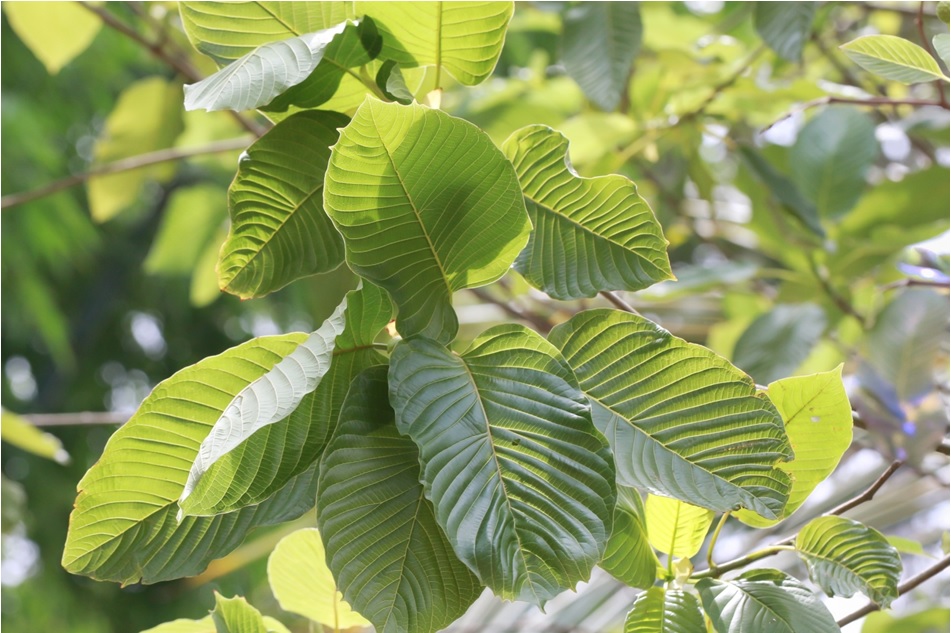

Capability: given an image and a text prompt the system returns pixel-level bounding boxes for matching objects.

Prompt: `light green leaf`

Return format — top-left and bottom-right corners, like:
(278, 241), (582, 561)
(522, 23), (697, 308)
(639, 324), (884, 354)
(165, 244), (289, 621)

(754, 3), (817, 61)
(796, 516), (902, 607)
(318, 367), (481, 633)
(501, 125), (672, 300)
(324, 99), (530, 345)
(736, 367), (853, 528)
(739, 147), (824, 238)
(862, 607), (950, 633)
(886, 535), (927, 557)
(644, 494), (714, 559)
(1, 409), (69, 464)
(211, 594), (269, 633)
(935, 34), (950, 70)
(732, 303), (827, 385)
(696, 569), (840, 633)
(192, 225), (229, 307)
(2, 1), (100, 74)
(219, 111), (348, 298)
(145, 185), (228, 276)
(561, 2), (642, 111)
(841, 35), (949, 84)
(356, 2), (513, 85)
(602, 485), (660, 589)
(388, 325), (616, 606)
(62, 335), (320, 585)
(267, 529), (370, 630)
(624, 587), (706, 633)
(141, 615), (289, 633)
(549, 309), (793, 520)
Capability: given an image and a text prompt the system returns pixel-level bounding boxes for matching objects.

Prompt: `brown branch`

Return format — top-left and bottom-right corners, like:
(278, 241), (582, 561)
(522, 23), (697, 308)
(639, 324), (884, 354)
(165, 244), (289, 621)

(468, 287), (554, 334)
(762, 96), (948, 134)
(824, 459), (905, 517)
(25, 411), (130, 427)
(600, 290), (643, 316)
(880, 277), (951, 292)
(837, 554), (951, 627)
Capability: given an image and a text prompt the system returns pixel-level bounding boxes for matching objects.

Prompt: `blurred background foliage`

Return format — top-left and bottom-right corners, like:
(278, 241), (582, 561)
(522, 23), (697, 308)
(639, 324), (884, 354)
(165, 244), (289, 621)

(1, 2), (948, 632)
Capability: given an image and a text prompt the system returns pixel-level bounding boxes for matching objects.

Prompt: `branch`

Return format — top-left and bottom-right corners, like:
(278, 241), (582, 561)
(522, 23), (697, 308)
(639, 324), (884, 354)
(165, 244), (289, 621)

(25, 411), (130, 427)
(762, 96), (948, 134)
(880, 277), (951, 292)
(822, 459), (904, 518)
(600, 290), (642, 316)
(1, 136), (252, 211)
(468, 287), (554, 334)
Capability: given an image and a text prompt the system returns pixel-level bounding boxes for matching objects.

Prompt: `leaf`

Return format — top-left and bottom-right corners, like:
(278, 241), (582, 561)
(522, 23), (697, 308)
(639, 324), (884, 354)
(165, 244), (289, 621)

(561, 2), (642, 111)
(624, 587), (706, 633)
(935, 34), (950, 70)
(1, 409), (69, 464)
(790, 107), (877, 219)
(141, 615), (289, 633)
(501, 125), (673, 299)
(754, 3), (817, 62)
(696, 569), (840, 633)
(179, 284), (391, 516)
(732, 303), (828, 385)
(550, 309), (793, 520)
(795, 516), (902, 607)
(267, 529), (370, 630)
(862, 607), (950, 633)
(841, 35), (949, 84)
(62, 335), (320, 585)
(145, 185), (228, 276)
(388, 324), (616, 606)
(356, 1), (513, 85)
(739, 147), (824, 238)
(324, 99), (530, 345)
(375, 60), (415, 104)
(2, 1), (101, 74)
(218, 111), (348, 298)
(886, 535), (927, 557)
(317, 367), (481, 633)
(211, 594), (269, 633)
(602, 485), (660, 589)
(736, 367), (853, 528)
(644, 495), (714, 559)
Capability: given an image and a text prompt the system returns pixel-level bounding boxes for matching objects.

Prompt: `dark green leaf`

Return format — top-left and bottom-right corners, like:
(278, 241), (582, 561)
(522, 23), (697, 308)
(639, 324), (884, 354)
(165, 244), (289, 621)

(732, 303), (827, 385)
(739, 147), (824, 238)
(624, 587), (706, 633)
(602, 485), (659, 589)
(754, 3), (817, 61)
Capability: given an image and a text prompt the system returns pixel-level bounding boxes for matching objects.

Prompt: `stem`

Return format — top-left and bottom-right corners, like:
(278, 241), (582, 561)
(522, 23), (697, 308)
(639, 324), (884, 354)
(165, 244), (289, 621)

(706, 512), (732, 574)
(821, 459), (904, 519)
(25, 411), (131, 427)
(880, 278), (951, 292)
(762, 95), (948, 134)
(808, 253), (867, 324)
(600, 290), (642, 316)
(468, 287), (553, 333)
(691, 545), (796, 580)
(359, 64), (389, 101)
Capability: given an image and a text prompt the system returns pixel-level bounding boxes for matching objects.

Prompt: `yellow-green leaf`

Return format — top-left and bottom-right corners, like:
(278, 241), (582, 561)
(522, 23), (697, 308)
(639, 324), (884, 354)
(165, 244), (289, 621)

(3, 1), (101, 74)
(645, 494), (714, 559)
(841, 35), (949, 84)
(1, 409), (69, 465)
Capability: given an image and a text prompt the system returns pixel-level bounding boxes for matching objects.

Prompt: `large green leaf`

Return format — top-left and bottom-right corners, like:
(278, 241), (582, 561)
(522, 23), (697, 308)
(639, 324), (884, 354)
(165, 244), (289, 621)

(841, 35), (949, 84)
(388, 325), (616, 606)
(1, 409), (69, 464)
(795, 516), (902, 607)
(267, 529), (370, 630)
(624, 587), (706, 633)
(549, 309), (793, 520)
(696, 569), (840, 633)
(602, 485), (659, 589)
(732, 303), (827, 385)
(644, 494), (714, 559)
(324, 99), (530, 344)
(218, 111), (348, 299)
(501, 125), (672, 299)
(318, 367), (481, 633)
(211, 594), (277, 633)
(754, 3), (817, 61)
(62, 335), (319, 584)
(2, 1), (100, 74)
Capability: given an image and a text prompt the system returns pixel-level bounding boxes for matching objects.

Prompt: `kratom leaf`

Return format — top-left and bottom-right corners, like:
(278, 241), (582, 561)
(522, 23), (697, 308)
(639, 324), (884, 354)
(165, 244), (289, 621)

(935, 34), (950, 70)
(2, 1), (100, 74)
(549, 309), (793, 520)
(624, 587), (706, 633)
(886, 535), (927, 557)
(324, 99), (530, 345)
(141, 615), (289, 633)
(388, 325), (616, 606)
(211, 594), (270, 633)
(644, 495), (714, 559)
(375, 60), (415, 104)
(561, 2), (642, 111)
(754, 2), (817, 61)
(739, 147), (824, 238)
(602, 485), (659, 589)
(732, 303), (828, 385)
(502, 125), (672, 300)
(267, 529), (370, 630)
(1, 409), (69, 464)
(145, 185), (228, 277)
(796, 516), (902, 607)
(841, 35), (949, 84)
(318, 367), (481, 633)
(218, 111), (348, 299)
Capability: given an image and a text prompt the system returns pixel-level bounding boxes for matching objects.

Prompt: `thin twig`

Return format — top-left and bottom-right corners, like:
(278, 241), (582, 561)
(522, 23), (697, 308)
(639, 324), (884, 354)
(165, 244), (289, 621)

(600, 291), (642, 316)
(762, 95), (948, 134)
(880, 277), (951, 292)
(821, 459), (904, 518)
(917, 1), (950, 109)
(468, 287), (553, 333)
(25, 412), (130, 427)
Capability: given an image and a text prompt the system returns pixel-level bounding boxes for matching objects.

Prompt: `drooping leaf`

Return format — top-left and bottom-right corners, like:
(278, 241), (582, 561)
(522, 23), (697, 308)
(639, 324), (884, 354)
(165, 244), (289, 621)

(696, 569), (840, 633)
(375, 60), (415, 104)
(602, 485), (660, 589)
(624, 587), (706, 633)
(739, 147), (824, 238)
(841, 35), (949, 84)
(795, 516), (902, 607)
(318, 367), (481, 633)
(218, 111), (348, 299)
(754, 3), (817, 61)
(145, 185), (228, 277)
(141, 615), (289, 633)
(267, 529), (370, 630)
(549, 309), (793, 520)
(561, 2), (642, 111)
(62, 335), (320, 585)
(388, 325), (616, 606)
(211, 594), (270, 633)
(2, 1), (100, 74)
(732, 303), (828, 385)
(644, 495), (714, 559)
(324, 99), (530, 345)
(1, 409), (69, 464)
(501, 125), (672, 299)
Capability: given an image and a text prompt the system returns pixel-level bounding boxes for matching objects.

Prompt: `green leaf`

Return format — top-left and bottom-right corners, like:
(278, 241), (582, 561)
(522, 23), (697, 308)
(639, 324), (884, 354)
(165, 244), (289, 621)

(267, 529), (370, 630)
(739, 147), (824, 238)
(356, 1), (513, 85)
(935, 34), (950, 70)
(886, 535), (927, 557)
(602, 485), (660, 589)
(624, 587), (706, 633)
(324, 99), (530, 345)
(862, 607), (950, 633)
(561, 2), (642, 111)
(754, 3), (817, 62)
(141, 615), (289, 633)
(736, 367), (853, 528)
(145, 185), (228, 277)
(218, 111), (348, 298)
(696, 569), (840, 633)
(62, 335), (320, 585)
(375, 60), (415, 104)
(732, 303), (827, 385)
(388, 325), (616, 606)
(501, 125), (672, 299)
(644, 494), (714, 559)
(2, 1), (100, 74)
(184, 22), (349, 112)
(841, 35), (949, 84)
(318, 367), (481, 633)
(796, 516), (902, 607)
(179, 284), (391, 516)
(549, 309), (793, 520)
(1, 409), (69, 464)
(211, 594), (270, 633)
(790, 107), (877, 219)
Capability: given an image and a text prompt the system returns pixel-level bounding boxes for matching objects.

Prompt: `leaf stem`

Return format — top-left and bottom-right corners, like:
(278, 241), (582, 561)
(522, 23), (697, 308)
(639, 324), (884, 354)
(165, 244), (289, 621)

(706, 511), (732, 574)
(359, 65), (389, 101)
(691, 545), (796, 580)
(600, 290), (642, 316)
